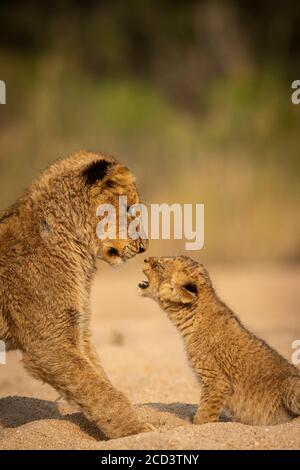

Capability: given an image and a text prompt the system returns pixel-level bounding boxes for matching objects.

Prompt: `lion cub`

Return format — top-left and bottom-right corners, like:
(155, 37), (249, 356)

(139, 256), (300, 426)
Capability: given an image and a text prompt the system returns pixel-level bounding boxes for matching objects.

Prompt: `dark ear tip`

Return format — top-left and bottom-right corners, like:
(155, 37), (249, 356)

(183, 282), (198, 294)
(83, 159), (112, 185)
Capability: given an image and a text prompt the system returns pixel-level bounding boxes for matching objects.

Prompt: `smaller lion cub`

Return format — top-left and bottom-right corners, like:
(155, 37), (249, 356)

(138, 256), (300, 426)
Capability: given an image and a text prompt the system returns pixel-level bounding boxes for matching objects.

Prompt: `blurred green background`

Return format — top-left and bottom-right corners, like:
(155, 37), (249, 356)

(0, 0), (299, 263)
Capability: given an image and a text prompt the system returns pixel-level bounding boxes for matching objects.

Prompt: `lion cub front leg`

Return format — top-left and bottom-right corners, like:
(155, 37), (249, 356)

(193, 379), (231, 425)
(23, 345), (150, 439)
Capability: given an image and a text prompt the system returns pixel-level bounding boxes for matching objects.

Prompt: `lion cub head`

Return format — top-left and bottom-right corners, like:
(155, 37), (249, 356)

(29, 151), (148, 266)
(138, 256), (212, 311)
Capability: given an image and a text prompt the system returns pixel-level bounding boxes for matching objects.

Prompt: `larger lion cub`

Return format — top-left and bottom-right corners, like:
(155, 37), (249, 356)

(0, 151), (149, 439)
(139, 256), (300, 425)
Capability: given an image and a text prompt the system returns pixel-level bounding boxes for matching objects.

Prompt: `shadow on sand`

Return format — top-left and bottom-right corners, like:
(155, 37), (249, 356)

(0, 396), (230, 441)
(0, 395), (105, 440)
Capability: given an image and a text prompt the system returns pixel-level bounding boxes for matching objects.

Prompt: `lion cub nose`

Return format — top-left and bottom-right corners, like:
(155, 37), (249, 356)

(139, 245), (146, 253)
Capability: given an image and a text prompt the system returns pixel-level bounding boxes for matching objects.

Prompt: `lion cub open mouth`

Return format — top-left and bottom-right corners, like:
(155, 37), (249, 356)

(138, 261), (151, 294)
(138, 276), (150, 295)
(138, 280), (149, 290)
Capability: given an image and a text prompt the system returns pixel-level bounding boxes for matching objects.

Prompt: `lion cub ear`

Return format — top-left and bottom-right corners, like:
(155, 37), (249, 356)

(172, 272), (198, 304)
(105, 165), (136, 188)
(82, 159), (112, 185)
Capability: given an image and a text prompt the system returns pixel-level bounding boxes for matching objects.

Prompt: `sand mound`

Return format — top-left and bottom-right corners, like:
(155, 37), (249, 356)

(0, 396), (299, 449)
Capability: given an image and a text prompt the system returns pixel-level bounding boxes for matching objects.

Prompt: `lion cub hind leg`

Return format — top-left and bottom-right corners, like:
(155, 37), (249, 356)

(193, 379), (231, 425)
(83, 333), (110, 381)
(22, 347), (149, 439)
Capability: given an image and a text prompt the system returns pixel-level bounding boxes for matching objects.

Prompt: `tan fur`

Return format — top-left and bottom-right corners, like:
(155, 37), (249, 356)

(139, 256), (300, 425)
(0, 151), (151, 439)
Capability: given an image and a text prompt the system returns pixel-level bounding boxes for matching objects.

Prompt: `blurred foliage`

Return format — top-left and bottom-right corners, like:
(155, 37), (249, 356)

(0, 1), (299, 262)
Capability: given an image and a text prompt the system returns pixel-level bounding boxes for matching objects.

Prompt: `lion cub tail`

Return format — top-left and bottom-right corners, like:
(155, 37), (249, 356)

(283, 376), (300, 416)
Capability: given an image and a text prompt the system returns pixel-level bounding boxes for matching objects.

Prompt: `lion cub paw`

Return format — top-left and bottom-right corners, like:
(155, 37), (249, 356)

(193, 413), (215, 425)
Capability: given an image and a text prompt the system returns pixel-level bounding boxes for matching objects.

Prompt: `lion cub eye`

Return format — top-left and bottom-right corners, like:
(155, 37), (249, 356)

(183, 283), (198, 294)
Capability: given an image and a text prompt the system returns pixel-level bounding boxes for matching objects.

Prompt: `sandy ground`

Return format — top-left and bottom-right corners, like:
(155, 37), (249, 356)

(0, 263), (299, 450)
